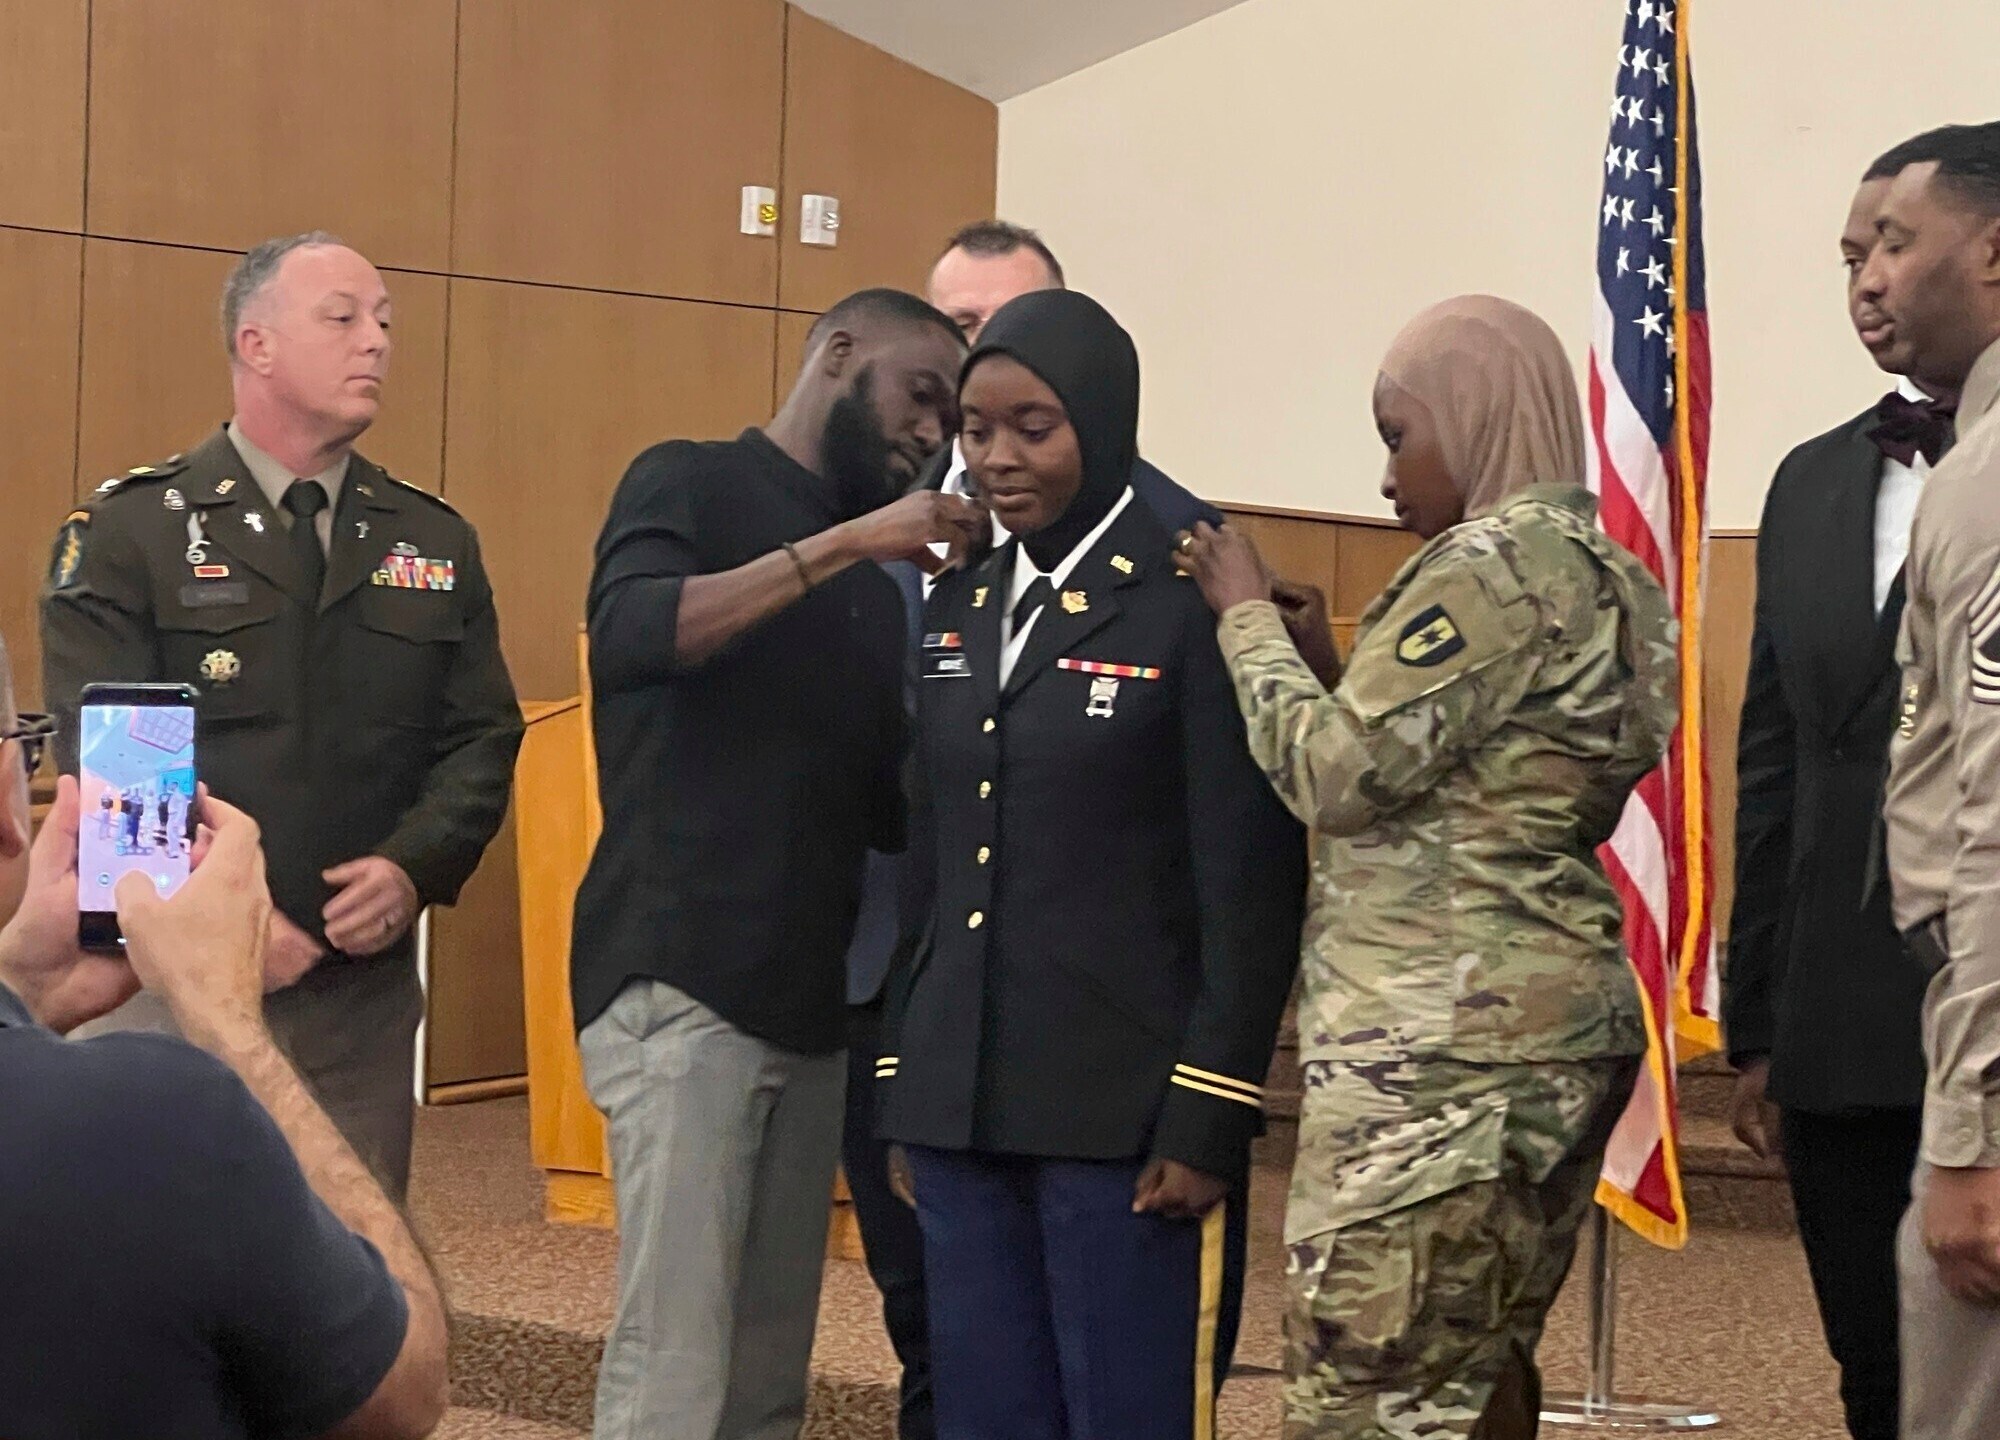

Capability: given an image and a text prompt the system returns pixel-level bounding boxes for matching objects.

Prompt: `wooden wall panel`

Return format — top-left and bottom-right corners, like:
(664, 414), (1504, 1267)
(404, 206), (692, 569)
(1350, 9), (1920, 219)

(1221, 509), (1342, 613)
(86, 0), (456, 269)
(443, 280), (777, 700)
(0, 0), (87, 232)
(1334, 525), (1422, 617)
(778, 10), (999, 313)
(0, 230), (84, 712)
(427, 802), (527, 1087)
(1219, 507), (1421, 623)
(76, 241), (447, 494)
(453, 0), (785, 304)
(776, 310), (818, 409)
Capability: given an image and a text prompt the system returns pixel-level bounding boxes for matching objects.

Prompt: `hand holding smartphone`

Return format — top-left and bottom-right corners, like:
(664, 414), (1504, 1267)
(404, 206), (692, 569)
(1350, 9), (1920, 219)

(76, 684), (199, 949)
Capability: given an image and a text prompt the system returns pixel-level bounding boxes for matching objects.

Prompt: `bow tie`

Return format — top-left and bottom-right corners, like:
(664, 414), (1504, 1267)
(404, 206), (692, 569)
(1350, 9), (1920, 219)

(1868, 391), (1956, 469)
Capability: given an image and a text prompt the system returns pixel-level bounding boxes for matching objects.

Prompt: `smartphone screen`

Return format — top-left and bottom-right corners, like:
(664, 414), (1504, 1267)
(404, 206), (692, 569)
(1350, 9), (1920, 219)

(77, 693), (197, 941)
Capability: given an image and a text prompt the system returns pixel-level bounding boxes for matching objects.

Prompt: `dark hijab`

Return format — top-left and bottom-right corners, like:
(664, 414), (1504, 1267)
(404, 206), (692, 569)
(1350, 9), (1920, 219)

(962, 289), (1140, 571)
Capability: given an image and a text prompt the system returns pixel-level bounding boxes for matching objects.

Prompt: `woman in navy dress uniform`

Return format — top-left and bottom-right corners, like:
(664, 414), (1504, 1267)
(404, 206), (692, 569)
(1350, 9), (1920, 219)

(877, 289), (1306, 1440)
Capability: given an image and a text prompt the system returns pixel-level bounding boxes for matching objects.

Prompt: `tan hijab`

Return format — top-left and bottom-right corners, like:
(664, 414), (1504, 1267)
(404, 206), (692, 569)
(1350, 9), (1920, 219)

(1379, 295), (1586, 520)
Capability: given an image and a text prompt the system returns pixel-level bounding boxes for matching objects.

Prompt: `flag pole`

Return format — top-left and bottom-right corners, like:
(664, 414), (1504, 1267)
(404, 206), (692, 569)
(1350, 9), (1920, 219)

(1540, 1207), (1720, 1431)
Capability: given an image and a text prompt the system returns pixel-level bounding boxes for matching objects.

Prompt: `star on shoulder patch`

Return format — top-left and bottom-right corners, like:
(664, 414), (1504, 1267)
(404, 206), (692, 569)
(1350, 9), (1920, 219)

(1396, 605), (1466, 667)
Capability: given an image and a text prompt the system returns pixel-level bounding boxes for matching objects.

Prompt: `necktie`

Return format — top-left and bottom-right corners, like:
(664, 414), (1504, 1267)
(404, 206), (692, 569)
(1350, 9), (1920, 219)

(1867, 391), (1956, 469)
(282, 480), (328, 603)
(1011, 575), (1055, 635)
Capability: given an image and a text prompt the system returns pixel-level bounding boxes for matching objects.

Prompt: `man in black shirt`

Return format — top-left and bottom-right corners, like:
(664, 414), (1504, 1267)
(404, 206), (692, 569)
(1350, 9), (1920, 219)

(0, 633), (447, 1440)
(571, 288), (981, 1440)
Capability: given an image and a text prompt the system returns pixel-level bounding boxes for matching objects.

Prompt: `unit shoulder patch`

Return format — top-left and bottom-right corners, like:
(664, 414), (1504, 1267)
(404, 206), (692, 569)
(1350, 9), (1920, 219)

(49, 517), (88, 590)
(1396, 604), (1467, 667)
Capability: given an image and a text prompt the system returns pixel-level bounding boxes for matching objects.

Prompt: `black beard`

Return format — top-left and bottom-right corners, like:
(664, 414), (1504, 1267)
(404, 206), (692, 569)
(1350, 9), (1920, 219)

(822, 366), (900, 520)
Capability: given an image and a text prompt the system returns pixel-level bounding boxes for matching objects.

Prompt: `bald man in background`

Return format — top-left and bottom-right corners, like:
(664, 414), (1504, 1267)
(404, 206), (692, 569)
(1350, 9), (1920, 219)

(920, 221), (1222, 537)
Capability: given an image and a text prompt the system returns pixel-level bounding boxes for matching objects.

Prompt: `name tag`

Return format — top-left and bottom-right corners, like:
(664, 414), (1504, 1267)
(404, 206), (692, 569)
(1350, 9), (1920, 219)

(179, 582), (250, 609)
(923, 654), (971, 680)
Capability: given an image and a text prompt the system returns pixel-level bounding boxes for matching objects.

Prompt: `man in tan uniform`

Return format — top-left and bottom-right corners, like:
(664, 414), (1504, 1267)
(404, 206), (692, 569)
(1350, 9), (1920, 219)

(1876, 121), (2000, 1440)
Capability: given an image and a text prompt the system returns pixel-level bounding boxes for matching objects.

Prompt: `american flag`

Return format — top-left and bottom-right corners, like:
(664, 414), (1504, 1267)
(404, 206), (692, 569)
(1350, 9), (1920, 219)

(1586, 0), (1718, 1250)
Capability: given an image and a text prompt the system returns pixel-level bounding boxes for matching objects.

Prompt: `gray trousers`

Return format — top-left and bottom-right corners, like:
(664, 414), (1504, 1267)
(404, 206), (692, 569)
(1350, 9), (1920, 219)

(69, 957), (424, 1202)
(1899, 1162), (2000, 1440)
(580, 978), (845, 1440)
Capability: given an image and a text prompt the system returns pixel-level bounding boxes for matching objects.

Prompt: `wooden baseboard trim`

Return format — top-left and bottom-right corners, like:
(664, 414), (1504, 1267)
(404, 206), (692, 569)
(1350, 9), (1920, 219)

(546, 1171), (617, 1229)
(427, 1075), (528, 1106)
(1217, 500), (1404, 528)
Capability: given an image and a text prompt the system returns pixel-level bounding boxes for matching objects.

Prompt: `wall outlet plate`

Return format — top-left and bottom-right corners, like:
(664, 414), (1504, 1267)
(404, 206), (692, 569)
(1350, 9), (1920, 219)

(801, 193), (840, 247)
(740, 185), (777, 237)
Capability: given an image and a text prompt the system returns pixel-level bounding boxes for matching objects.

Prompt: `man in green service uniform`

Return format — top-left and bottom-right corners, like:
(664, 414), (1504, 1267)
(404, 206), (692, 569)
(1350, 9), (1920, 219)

(41, 231), (523, 1201)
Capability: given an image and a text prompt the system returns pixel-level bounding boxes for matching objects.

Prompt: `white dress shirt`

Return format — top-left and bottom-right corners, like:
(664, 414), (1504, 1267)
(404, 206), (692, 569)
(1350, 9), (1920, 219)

(997, 487), (1134, 688)
(226, 418), (349, 556)
(1874, 377), (1935, 614)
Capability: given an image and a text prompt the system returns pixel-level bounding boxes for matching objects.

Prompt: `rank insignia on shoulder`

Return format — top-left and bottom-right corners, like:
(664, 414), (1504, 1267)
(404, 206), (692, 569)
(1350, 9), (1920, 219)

(1396, 605), (1466, 667)
(1061, 590), (1088, 615)
(1110, 554), (1134, 575)
(923, 632), (963, 650)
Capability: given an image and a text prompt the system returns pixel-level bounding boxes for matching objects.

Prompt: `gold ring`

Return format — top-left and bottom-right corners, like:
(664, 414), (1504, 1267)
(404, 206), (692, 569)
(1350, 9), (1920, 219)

(1177, 533), (1197, 555)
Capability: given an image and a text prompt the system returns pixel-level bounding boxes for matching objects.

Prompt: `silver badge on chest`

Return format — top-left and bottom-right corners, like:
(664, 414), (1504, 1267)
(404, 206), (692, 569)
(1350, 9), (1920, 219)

(1086, 676), (1119, 719)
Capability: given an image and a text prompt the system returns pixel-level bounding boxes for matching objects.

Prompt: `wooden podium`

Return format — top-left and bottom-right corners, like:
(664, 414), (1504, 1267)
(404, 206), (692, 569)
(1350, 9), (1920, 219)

(516, 632), (864, 1258)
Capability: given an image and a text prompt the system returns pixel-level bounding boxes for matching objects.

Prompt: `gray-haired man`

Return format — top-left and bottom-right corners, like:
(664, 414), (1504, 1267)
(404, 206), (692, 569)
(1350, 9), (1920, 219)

(43, 232), (523, 1200)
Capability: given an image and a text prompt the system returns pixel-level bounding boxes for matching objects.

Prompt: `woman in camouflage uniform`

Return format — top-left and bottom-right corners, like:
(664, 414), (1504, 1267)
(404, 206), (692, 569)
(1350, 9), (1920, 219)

(1176, 295), (1680, 1440)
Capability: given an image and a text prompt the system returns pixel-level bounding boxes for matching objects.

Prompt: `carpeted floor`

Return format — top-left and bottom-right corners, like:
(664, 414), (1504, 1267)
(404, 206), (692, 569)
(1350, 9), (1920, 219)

(413, 1098), (1847, 1438)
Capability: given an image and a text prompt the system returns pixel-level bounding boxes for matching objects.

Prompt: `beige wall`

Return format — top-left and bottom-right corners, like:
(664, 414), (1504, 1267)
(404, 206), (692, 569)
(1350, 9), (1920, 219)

(998, 0), (2000, 528)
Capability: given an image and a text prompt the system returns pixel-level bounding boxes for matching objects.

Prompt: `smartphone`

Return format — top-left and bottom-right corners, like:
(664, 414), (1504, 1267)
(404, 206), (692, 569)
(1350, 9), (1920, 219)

(77, 683), (199, 949)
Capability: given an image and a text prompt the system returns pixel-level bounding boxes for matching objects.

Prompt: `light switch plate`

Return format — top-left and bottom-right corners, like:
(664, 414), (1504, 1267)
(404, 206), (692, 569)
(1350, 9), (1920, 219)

(740, 185), (777, 237)
(801, 194), (841, 247)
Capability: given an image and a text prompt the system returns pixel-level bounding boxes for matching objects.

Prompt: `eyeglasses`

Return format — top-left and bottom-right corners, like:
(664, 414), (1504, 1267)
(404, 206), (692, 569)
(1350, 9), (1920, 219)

(1, 713), (53, 778)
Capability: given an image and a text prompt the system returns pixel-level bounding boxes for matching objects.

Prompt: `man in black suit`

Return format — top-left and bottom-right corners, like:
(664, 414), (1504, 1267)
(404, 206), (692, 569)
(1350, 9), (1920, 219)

(1724, 138), (1956, 1440)
(921, 221), (1223, 536)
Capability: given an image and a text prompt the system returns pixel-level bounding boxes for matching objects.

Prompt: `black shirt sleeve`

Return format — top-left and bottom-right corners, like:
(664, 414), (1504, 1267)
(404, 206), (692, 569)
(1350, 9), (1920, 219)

(588, 442), (710, 695)
(157, 1046), (410, 1440)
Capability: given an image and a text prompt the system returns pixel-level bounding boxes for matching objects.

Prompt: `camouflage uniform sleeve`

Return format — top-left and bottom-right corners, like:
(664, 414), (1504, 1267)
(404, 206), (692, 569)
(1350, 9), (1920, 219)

(40, 499), (161, 771)
(1215, 543), (1544, 838)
